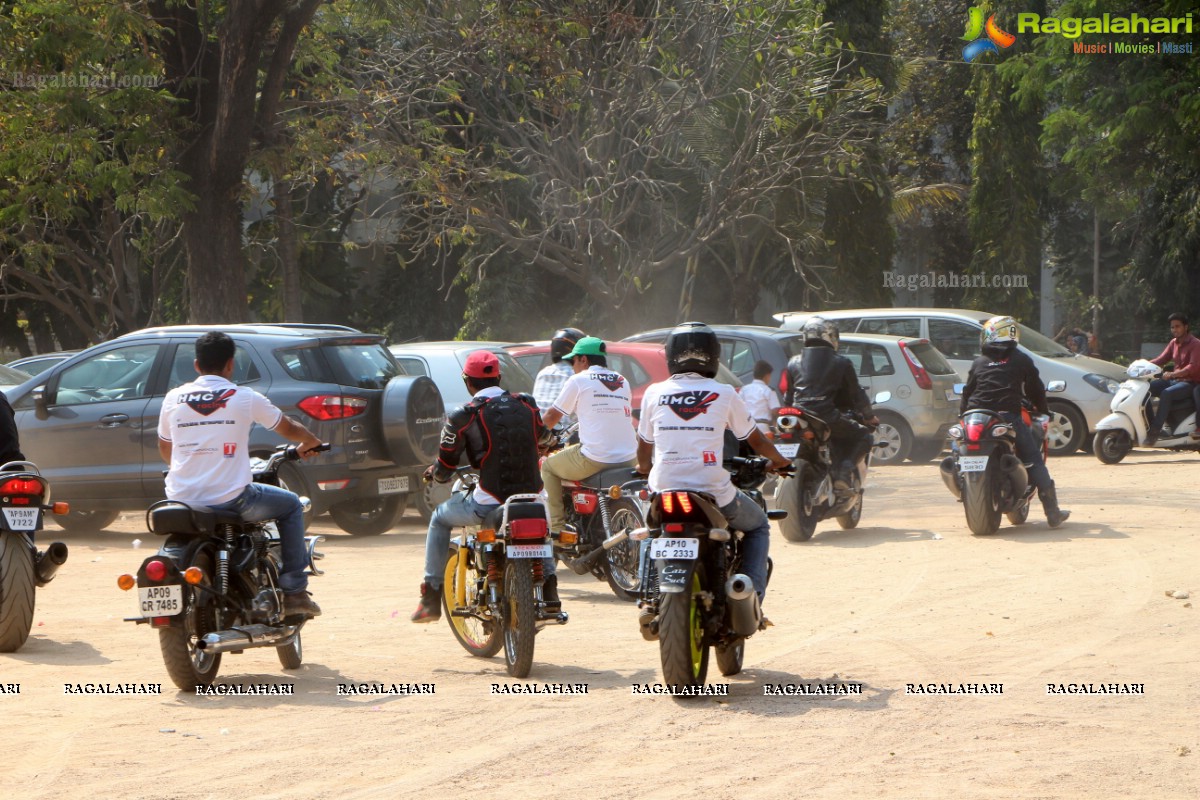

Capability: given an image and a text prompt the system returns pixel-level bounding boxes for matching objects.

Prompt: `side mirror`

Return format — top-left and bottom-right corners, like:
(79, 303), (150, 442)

(874, 390), (892, 404)
(1046, 380), (1066, 393)
(952, 383), (965, 395)
(33, 386), (50, 420)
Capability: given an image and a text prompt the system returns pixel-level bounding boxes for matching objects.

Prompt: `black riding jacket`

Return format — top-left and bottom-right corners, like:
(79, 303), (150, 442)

(0, 393), (24, 466)
(432, 390), (547, 501)
(783, 342), (871, 422)
(959, 343), (1048, 416)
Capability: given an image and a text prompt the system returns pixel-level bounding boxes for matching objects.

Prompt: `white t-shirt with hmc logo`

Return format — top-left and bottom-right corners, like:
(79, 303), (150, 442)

(636, 373), (756, 507)
(552, 365), (637, 463)
(158, 374), (283, 506)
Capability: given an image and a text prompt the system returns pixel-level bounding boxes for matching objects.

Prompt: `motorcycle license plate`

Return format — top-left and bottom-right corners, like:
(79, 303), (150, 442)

(958, 456), (989, 473)
(775, 443), (799, 458)
(378, 475), (409, 494)
(137, 585), (182, 617)
(2, 507), (40, 530)
(650, 538), (699, 560)
(507, 543), (552, 559)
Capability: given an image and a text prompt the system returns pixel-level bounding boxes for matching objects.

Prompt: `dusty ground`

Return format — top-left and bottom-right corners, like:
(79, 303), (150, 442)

(1, 450), (1196, 800)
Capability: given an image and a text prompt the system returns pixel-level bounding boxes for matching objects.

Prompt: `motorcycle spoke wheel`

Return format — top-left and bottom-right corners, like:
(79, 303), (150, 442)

(502, 559), (536, 678)
(602, 499), (643, 602)
(158, 550), (223, 690)
(442, 546), (502, 658)
(658, 565), (709, 688)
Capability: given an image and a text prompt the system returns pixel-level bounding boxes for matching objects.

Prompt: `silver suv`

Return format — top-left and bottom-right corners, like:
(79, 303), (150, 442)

(6, 324), (444, 535)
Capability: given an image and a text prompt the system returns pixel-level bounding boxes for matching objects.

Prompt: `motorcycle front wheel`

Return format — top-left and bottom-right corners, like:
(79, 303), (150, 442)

(1093, 429), (1132, 465)
(503, 559), (536, 678)
(158, 549), (223, 690)
(776, 464), (819, 542)
(602, 498), (643, 602)
(0, 534), (35, 652)
(442, 545), (502, 658)
(658, 563), (710, 688)
(963, 473), (1002, 536)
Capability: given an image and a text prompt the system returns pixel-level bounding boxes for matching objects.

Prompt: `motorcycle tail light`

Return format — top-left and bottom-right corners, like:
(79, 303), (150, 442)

(965, 422), (985, 441)
(510, 518), (548, 540)
(477, 529), (496, 543)
(572, 491), (598, 514)
(803, 430), (815, 440)
(670, 492), (693, 514)
(0, 477), (43, 497)
(145, 559), (168, 582)
(150, 617), (172, 628)
(297, 394), (368, 420)
(117, 574), (135, 591)
(663, 523), (685, 534)
(183, 567), (205, 585)
(661, 493), (674, 514)
(638, 489), (650, 501)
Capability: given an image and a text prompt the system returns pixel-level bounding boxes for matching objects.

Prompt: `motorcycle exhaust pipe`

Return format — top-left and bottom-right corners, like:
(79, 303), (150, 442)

(999, 453), (1028, 499)
(195, 623), (297, 655)
(564, 529), (630, 575)
(939, 457), (961, 499)
(35, 542), (69, 587)
(725, 574), (763, 637)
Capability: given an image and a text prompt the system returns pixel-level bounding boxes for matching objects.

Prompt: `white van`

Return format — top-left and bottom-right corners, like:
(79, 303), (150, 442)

(776, 308), (1127, 456)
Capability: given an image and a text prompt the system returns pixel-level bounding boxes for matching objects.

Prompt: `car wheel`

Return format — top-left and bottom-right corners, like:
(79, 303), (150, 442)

(1046, 401), (1085, 456)
(53, 509), (121, 532)
(329, 495), (407, 536)
(871, 414), (912, 466)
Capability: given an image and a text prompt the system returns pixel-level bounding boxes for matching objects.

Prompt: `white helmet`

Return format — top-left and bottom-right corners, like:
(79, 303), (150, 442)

(981, 315), (1019, 347)
(802, 316), (840, 350)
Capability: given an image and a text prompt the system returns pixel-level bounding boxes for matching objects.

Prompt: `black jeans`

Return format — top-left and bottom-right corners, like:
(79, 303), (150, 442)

(1148, 379), (1197, 434)
(998, 412), (1051, 492)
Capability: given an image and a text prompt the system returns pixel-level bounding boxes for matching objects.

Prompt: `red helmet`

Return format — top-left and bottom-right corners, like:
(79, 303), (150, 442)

(550, 327), (586, 362)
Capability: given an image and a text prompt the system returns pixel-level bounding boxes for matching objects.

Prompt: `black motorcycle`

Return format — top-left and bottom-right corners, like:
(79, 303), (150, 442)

(0, 461), (69, 652)
(120, 444), (329, 690)
(633, 457), (788, 688)
(940, 408), (1044, 535)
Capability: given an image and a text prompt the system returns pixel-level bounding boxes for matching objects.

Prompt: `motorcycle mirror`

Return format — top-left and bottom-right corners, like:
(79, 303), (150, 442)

(1046, 380), (1066, 393)
(874, 390), (892, 404)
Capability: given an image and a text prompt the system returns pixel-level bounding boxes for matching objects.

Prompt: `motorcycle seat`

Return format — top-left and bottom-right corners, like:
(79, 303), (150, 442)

(482, 501), (546, 530)
(567, 465), (638, 491)
(147, 500), (246, 535)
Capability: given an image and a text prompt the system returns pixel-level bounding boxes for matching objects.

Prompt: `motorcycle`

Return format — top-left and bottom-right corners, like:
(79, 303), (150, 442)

(773, 392), (891, 543)
(441, 470), (568, 678)
(632, 456), (788, 688)
(0, 461), (69, 652)
(939, 408), (1047, 535)
(119, 444), (329, 690)
(1093, 359), (1200, 464)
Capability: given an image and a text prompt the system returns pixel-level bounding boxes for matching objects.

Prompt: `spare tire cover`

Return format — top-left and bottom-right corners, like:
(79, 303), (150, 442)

(380, 375), (445, 466)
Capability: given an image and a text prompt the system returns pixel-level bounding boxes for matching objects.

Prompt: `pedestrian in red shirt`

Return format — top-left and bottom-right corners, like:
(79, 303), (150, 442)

(1147, 312), (1200, 443)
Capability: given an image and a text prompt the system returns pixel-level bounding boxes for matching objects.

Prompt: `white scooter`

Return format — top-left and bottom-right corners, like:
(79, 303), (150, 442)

(1092, 359), (1199, 464)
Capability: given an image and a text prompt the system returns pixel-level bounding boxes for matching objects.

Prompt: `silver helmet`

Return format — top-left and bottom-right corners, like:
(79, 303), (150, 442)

(802, 316), (840, 350)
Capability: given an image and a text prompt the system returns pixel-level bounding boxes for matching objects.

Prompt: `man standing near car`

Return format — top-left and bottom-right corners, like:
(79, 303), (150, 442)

(412, 351), (558, 622)
(739, 360), (780, 436)
(540, 337), (637, 537)
(1146, 312), (1200, 444)
(158, 332), (324, 618)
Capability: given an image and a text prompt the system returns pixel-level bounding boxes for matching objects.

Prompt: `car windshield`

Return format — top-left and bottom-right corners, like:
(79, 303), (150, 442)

(1017, 323), (1073, 357)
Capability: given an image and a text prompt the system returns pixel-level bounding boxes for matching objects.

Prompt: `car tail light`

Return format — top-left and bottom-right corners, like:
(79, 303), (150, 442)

(572, 491), (598, 514)
(898, 340), (933, 390)
(510, 518), (547, 540)
(145, 559), (168, 582)
(297, 395), (368, 420)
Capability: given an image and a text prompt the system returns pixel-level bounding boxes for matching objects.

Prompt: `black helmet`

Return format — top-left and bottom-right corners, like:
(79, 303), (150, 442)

(665, 322), (721, 378)
(550, 327), (586, 362)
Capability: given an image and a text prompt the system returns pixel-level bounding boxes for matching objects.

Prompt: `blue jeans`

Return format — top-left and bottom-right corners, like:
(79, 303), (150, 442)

(211, 483), (308, 593)
(423, 492), (556, 589)
(1148, 379), (1197, 434)
(719, 491), (771, 603)
(998, 412), (1051, 493)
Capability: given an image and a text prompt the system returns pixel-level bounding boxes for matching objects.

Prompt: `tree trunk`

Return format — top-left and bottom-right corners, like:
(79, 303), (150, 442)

(182, 183), (249, 324)
(274, 178), (303, 321)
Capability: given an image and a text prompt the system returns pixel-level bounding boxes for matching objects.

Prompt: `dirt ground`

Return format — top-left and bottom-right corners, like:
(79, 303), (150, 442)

(1, 449), (1196, 800)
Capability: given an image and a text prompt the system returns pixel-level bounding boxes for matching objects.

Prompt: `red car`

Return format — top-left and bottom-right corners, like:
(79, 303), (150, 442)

(507, 341), (742, 415)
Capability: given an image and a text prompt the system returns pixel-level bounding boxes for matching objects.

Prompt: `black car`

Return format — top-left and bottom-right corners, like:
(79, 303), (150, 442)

(6, 324), (444, 536)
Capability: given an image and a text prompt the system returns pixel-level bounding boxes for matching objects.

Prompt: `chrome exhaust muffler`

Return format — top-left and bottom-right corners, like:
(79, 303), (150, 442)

(725, 573), (762, 636)
(195, 623), (299, 655)
(564, 529), (630, 575)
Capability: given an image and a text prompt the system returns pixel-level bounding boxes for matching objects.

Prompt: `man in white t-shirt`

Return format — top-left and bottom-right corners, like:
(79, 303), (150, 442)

(739, 360), (780, 435)
(158, 332), (324, 618)
(541, 337), (637, 534)
(635, 323), (790, 605)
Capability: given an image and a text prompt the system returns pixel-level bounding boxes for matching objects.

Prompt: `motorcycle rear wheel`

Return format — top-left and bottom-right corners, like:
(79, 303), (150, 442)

(158, 550), (223, 690)
(277, 631), (303, 669)
(776, 464), (819, 542)
(442, 545), (502, 658)
(963, 474), (1002, 536)
(715, 636), (745, 677)
(503, 559), (536, 678)
(602, 498), (643, 602)
(0, 534), (35, 652)
(658, 564), (710, 688)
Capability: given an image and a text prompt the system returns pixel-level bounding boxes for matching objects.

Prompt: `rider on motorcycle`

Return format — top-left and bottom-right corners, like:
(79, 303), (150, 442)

(412, 350), (557, 622)
(635, 323), (791, 605)
(783, 317), (878, 488)
(0, 390), (23, 465)
(1146, 312), (1200, 444)
(959, 316), (1070, 527)
(539, 337), (637, 537)
(157, 332), (324, 618)
(533, 327), (587, 428)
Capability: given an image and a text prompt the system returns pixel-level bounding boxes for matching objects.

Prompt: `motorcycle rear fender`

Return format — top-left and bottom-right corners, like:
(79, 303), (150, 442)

(1093, 412), (1135, 436)
(655, 558), (697, 595)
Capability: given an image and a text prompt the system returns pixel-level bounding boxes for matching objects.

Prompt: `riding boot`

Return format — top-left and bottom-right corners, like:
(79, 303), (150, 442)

(542, 574), (562, 612)
(410, 582), (442, 623)
(1039, 482), (1070, 528)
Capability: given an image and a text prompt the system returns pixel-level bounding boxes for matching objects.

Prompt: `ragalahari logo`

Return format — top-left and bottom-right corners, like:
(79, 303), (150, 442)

(962, 6), (1016, 62)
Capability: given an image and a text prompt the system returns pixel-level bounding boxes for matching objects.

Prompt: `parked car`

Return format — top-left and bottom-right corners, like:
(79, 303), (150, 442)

(5, 351), (78, 380)
(388, 341), (537, 520)
(7, 324), (444, 535)
(506, 340), (743, 415)
(775, 308), (1128, 455)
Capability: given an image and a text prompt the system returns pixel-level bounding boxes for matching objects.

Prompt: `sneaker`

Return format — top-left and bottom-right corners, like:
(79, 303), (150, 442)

(282, 590), (321, 619)
(542, 574), (562, 612)
(410, 582), (442, 623)
(1144, 429), (1160, 446)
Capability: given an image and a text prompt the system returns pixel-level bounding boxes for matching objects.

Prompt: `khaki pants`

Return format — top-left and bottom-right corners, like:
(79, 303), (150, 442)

(541, 444), (633, 530)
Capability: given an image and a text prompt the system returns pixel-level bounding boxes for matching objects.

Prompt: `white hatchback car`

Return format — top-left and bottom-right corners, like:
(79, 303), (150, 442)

(776, 308), (1127, 455)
